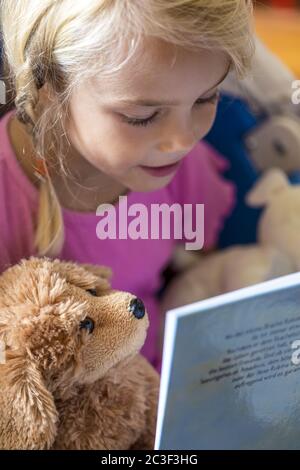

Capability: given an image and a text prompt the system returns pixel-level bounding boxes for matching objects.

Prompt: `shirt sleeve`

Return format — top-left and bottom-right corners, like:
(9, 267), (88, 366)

(169, 140), (236, 250)
(0, 152), (38, 273)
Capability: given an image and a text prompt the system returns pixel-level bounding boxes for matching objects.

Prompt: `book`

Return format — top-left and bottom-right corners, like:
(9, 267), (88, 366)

(155, 272), (300, 450)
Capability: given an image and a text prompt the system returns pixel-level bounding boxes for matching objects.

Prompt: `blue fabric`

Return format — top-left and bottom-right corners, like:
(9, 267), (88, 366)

(205, 94), (264, 248)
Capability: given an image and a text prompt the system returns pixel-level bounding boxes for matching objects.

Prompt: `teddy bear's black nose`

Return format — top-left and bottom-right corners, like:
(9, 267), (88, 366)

(129, 297), (145, 319)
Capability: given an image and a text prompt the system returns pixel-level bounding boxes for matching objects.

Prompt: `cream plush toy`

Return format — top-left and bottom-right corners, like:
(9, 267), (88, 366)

(160, 168), (300, 313)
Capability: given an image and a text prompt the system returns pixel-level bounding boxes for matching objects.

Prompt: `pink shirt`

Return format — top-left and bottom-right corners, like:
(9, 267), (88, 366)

(0, 109), (235, 372)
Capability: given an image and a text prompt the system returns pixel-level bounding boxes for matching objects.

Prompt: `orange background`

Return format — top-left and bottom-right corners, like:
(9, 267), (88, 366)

(255, 7), (300, 76)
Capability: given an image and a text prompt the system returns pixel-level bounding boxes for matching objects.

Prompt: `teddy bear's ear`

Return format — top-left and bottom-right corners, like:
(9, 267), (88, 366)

(81, 264), (113, 283)
(0, 350), (58, 449)
(52, 259), (112, 291)
(246, 168), (289, 208)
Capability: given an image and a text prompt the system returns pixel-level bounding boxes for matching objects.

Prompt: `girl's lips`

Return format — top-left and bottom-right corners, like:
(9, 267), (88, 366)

(139, 160), (182, 177)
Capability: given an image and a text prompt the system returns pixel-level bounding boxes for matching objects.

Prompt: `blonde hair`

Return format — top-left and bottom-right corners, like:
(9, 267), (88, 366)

(0, 0), (255, 257)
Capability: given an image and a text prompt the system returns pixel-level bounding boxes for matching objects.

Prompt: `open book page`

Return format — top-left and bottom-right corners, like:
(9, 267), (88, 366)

(155, 272), (300, 450)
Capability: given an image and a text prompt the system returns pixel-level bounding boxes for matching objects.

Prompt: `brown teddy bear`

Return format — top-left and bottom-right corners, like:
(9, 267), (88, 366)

(0, 257), (159, 450)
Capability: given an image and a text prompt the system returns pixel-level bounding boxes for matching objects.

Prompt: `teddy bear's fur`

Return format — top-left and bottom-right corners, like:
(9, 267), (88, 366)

(0, 257), (159, 450)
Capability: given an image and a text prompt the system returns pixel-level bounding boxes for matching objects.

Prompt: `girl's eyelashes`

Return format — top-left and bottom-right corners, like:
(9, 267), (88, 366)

(122, 90), (220, 128)
(122, 110), (160, 127)
(195, 90), (220, 106)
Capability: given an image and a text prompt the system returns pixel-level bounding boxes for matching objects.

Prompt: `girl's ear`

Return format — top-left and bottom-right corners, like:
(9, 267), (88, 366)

(0, 350), (58, 449)
(246, 168), (289, 208)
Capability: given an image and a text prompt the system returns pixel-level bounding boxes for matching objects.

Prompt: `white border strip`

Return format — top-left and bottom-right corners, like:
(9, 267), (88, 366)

(154, 311), (177, 450)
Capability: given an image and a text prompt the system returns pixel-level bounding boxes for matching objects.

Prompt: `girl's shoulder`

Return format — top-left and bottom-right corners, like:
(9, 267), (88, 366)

(0, 110), (38, 204)
(0, 110), (38, 274)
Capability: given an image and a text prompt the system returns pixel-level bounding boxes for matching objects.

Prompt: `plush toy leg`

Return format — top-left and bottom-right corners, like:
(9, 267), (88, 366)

(159, 244), (295, 313)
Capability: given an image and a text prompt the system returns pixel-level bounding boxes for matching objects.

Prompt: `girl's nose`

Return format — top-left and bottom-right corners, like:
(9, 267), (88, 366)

(158, 136), (196, 154)
(158, 123), (198, 154)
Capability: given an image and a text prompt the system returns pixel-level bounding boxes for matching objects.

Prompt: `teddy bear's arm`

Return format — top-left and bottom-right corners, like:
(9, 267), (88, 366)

(129, 356), (160, 451)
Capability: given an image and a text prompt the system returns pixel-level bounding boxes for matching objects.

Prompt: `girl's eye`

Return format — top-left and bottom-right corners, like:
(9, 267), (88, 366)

(195, 90), (220, 106)
(123, 91), (220, 128)
(79, 316), (95, 334)
(123, 111), (160, 128)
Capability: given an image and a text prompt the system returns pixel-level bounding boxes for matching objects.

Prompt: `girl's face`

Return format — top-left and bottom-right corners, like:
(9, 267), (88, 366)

(66, 38), (229, 192)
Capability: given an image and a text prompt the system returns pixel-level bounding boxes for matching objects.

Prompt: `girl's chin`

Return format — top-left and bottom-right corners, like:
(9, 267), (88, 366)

(117, 165), (177, 193)
(130, 176), (174, 193)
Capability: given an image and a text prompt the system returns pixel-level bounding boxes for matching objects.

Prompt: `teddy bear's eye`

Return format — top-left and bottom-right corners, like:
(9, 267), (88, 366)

(86, 288), (97, 296)
(79, 317), (95, 334)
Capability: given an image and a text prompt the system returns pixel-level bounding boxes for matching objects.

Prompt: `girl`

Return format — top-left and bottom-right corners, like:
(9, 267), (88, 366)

(0, 0), (254, 372)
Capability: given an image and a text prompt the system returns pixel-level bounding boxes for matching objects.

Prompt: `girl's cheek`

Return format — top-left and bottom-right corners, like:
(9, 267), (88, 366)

(196, 105), (218, 140)
(113, 127), (154, 157)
